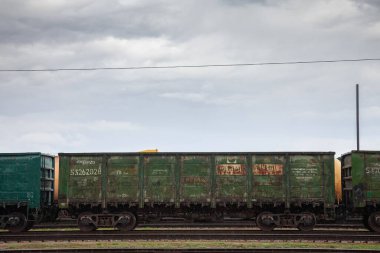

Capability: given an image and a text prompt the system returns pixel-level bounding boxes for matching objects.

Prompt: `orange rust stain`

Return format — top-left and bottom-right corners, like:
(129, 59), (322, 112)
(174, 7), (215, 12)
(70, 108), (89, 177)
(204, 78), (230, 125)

(253, 164), (283, 175)
(216, 164), (247, 175)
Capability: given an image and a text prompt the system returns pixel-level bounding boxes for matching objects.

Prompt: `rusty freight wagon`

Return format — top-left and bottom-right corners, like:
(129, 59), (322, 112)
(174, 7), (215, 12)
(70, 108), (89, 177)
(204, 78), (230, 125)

(340, 150), (380, 232)
(58, 152), (335, 231)
(0, 153), (55, 232)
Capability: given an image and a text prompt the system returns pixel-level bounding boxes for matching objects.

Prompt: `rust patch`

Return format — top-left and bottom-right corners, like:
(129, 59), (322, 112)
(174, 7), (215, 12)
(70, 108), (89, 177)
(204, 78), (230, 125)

(253, 164), (283, 175)
(216, 164), (247, 175)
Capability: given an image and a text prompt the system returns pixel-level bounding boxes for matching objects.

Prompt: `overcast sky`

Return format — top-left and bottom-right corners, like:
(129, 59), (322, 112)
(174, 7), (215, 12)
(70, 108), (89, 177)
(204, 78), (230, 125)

(0, 0), (379, 156)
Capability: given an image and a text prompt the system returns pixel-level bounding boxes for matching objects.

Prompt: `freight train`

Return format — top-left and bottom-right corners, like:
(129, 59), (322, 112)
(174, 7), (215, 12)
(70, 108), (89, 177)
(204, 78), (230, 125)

(0, 151), (379, 233)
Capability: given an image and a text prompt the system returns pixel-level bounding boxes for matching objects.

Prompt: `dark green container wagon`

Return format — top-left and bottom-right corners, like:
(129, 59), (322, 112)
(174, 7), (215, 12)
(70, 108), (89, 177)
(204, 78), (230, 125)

(340, 150), (380, 232)
(0, 153), (55, 232)
(58, 152), (335, 231)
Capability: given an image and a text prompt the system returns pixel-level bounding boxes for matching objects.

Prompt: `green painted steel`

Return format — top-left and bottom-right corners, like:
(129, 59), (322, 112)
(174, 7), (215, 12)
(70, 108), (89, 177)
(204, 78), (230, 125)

(288, 154), (335, 206)
(143, 156), (176, 203)
(251, 154), (335, 208)
(0, 153), (54, 209)
(289, 155), (322, 199)
(59, 155), (103, 207)
(107, 155), (140, 203)
(180, 156), (211, 203)
(215, 155), (248, 202)
(342, 151), (380, 208)
(58, 152), (335, 210)
(252, 154), (287, 201)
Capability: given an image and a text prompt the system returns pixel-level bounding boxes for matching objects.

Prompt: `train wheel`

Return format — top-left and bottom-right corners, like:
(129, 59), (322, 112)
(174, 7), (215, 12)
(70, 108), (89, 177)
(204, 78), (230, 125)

(7, 212), (28, 233)
(78, 212), (96, 232)
(115, 212), (137, 231)
(256, 212), (276, 231)
(297, 212), (316, 231)
(368, 211), (380, 233)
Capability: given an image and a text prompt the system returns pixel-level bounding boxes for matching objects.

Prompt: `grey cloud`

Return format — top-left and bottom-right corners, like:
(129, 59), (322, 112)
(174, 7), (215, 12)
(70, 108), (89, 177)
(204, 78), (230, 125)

(0, 0), (177, 44)
(0, 0), (379, 156)
(358, 0), (380, 9)
(220, 0), (271, 6)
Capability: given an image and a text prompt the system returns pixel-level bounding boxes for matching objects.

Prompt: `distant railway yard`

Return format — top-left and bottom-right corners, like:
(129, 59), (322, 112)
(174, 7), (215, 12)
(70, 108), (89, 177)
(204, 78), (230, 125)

(1, 226), (380, 252)
(1, 228), (378, 243)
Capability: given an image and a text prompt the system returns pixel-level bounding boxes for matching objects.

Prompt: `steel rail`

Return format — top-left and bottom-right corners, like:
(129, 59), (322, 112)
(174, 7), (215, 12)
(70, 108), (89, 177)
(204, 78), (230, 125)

(1, 248), (380, 253)
(0, 230), (379, 242)
(33, 221), (365, 230)
(1, 229), (371, 235)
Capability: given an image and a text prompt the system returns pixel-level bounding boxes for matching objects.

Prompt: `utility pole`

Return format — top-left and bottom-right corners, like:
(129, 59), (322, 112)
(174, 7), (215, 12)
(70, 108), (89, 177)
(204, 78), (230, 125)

(356, 84), (360, 151)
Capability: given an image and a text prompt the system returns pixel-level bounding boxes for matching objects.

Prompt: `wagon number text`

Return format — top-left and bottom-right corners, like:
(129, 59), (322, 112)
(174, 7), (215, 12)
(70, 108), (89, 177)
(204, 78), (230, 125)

(70, 168), (102, 176)
(365, 167), (380, 175)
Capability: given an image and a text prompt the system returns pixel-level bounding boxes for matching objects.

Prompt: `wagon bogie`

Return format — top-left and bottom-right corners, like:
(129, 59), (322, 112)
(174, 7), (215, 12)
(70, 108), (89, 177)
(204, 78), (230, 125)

(76, 211), (138, 231)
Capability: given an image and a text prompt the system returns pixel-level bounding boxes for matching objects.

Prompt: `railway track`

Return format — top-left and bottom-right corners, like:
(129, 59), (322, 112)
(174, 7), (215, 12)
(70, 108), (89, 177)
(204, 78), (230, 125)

(1, 249), (380, 253)
(32, 221), (366, 230)
(0, 229), (378, 242)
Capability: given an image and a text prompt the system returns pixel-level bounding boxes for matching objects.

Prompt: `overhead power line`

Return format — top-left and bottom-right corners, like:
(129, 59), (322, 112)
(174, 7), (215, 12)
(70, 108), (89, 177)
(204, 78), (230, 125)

(0, 58), (379, 72)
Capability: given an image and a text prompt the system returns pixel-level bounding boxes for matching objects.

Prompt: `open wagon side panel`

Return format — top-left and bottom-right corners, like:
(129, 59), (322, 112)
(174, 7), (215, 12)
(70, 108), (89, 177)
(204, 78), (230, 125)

(342, 151), (380, 232)
(0, 153), (54, 232)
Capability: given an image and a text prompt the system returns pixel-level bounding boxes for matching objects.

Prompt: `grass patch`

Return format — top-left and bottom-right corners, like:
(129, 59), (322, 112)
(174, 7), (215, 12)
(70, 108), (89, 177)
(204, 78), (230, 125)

(0, 240), (379, 250)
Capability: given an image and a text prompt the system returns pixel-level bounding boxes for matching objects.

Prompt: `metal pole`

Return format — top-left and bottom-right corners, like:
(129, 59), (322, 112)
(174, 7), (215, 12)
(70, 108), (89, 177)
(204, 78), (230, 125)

(356, 84), (360, 151)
